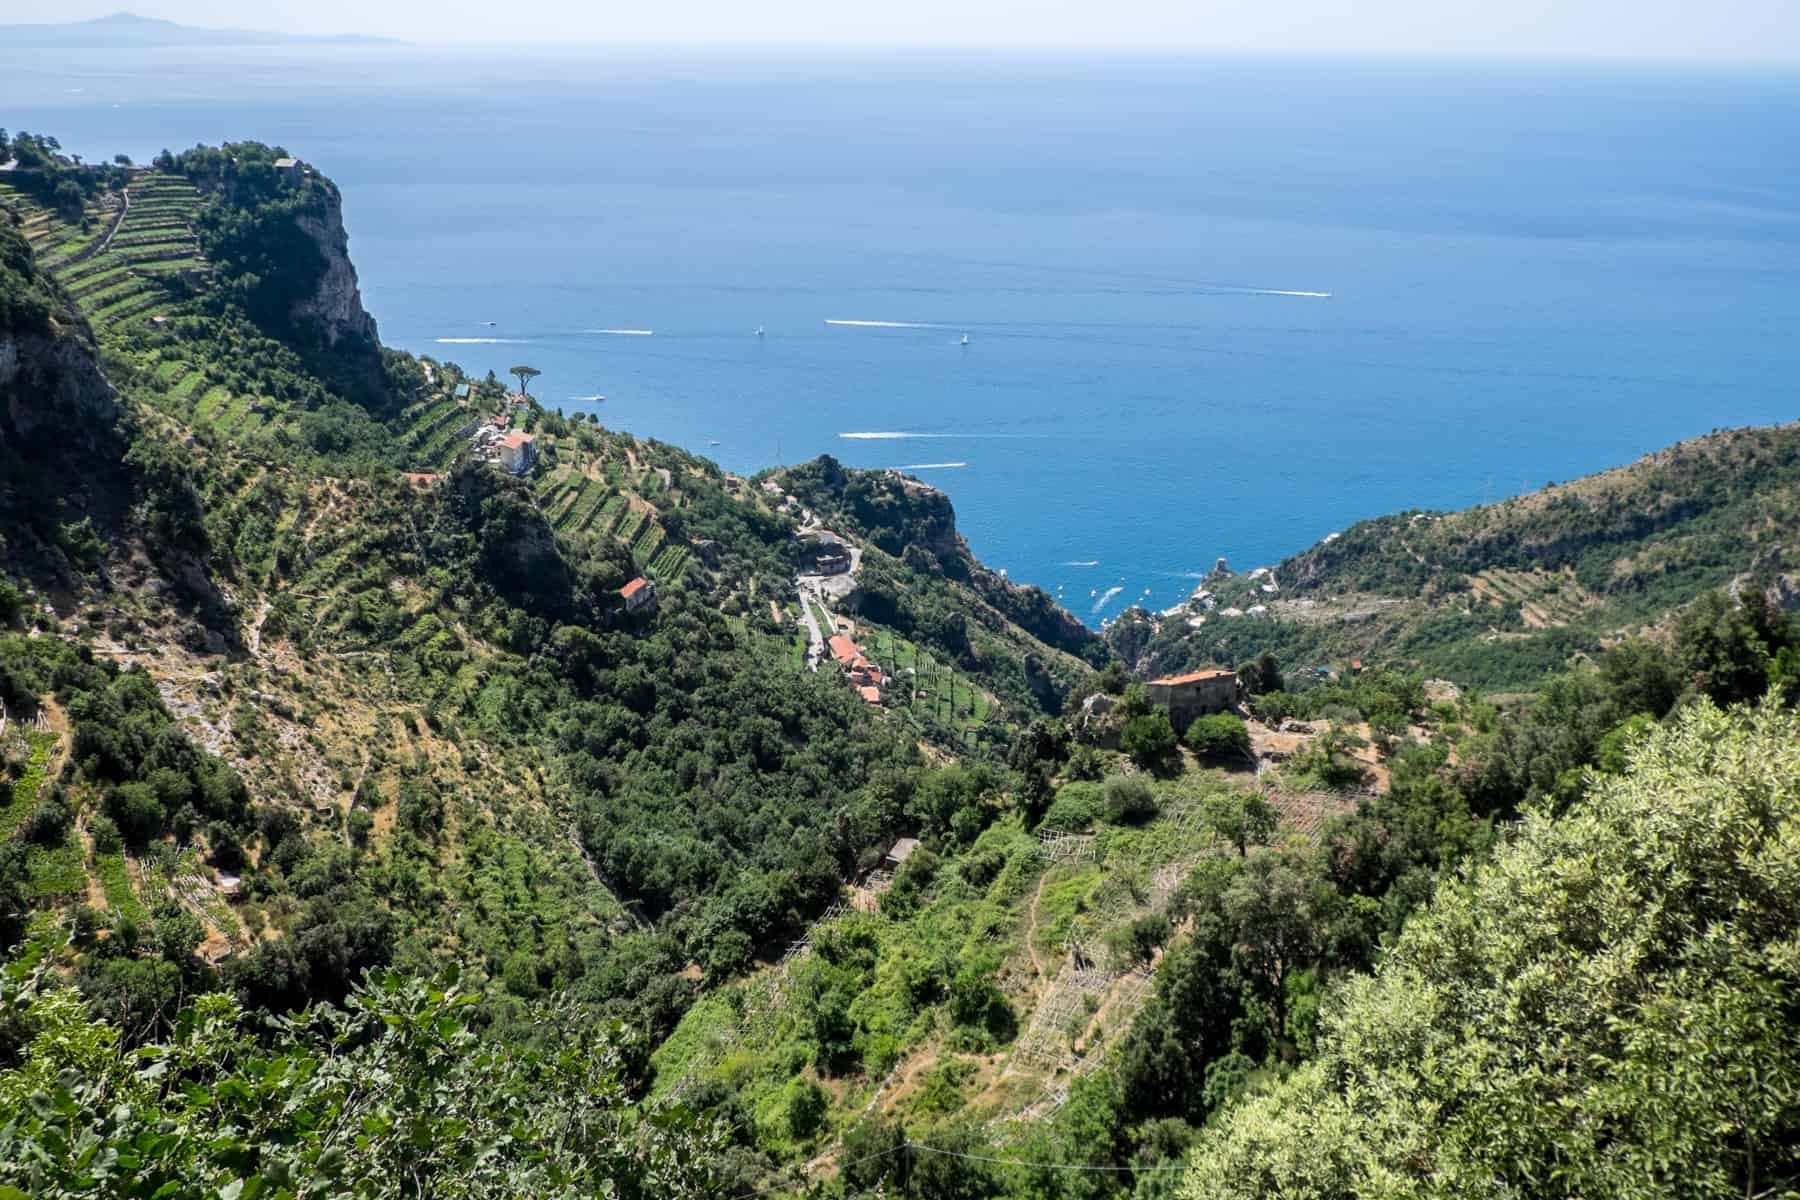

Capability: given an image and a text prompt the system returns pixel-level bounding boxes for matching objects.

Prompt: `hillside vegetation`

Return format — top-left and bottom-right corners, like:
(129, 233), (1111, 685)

(1117, 423), (1800, 687)
(3, 130), (1799, 1200)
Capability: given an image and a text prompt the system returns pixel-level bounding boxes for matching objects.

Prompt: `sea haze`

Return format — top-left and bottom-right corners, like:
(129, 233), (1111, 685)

(6, 46), (1797, 623)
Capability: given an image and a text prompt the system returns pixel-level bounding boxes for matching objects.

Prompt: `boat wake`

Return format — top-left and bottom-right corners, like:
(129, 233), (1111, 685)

(839, 431), (947, 440)
(1062, 560), (1100, 567)
(568, 394), (607, 402)
(1250, 289), (1332, 298)
(825, 319), (942, 329)
(585, 328), (654, 336)
(1091, 585), (1124, 615)
(435, 336), (527, 344)
(896, 462), (967, 470)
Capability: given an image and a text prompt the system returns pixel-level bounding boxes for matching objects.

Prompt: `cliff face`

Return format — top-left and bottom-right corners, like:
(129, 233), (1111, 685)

(292, 190), (378, 348)
(0, 324), (116, 447)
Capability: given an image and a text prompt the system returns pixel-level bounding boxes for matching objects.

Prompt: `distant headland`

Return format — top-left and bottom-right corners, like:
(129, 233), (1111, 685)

(0, 11), (397, 48)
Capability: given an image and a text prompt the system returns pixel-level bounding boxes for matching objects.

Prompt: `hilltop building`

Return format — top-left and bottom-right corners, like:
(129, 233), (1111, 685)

(621, 576), (657, 614)
(496, 430), (537, 475)
(1145, 668), (1238, 732)
(800, 530), (851, 575)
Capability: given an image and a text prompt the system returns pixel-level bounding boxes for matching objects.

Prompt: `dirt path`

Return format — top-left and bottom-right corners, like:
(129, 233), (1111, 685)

(1024, 870), (1051, 986)
(246, 597), (272, 657)
(63, 187), (130, 268)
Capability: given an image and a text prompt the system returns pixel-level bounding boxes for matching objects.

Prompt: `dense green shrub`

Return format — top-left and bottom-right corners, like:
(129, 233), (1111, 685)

(1186, 712), (1250, 760)
(1102, 774), (1157, 823)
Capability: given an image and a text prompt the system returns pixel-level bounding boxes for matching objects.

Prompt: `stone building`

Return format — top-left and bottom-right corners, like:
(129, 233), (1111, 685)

(1145, 668), (1239, 732)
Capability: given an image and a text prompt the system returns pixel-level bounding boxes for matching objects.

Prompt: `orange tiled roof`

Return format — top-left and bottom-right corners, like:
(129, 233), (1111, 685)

(621, 577), (651, 599)
(1148, 668), (1235, 687)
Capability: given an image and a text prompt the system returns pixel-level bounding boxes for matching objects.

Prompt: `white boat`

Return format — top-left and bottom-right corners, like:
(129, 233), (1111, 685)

(709, 440), (721, 446)
(482, 320), (497, 327)
(959, 334), (969, 346)
(756, 325), (765, 337)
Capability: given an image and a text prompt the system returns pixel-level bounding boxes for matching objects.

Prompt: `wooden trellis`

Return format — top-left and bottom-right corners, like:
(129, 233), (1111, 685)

(1035, 830), (1097, 862)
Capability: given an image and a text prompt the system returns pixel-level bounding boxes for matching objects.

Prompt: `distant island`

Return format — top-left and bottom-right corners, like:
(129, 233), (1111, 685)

(0, 10), (396, 47)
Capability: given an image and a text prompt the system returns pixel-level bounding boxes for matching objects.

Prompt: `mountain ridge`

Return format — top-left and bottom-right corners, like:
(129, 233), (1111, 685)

(0, 11), (397, 48)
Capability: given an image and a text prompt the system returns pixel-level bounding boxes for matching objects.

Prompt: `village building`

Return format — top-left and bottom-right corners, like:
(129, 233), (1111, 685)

(884, 837), (921, 870)
(828, 634), (859, 666)
(453, 382), (472, 403)
(496, 430), (537, 475)
(858, 685), (882, 705)
(272, 156), (304, 184)
(799, 529), (851, 574)
(1145, 668), (1239, 732)
(620, 576), (658, 614)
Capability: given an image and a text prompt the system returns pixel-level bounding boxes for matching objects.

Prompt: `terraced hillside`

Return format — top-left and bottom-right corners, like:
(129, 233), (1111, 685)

(0, 169), (208, 332)
(1114, 422), (1800, 688)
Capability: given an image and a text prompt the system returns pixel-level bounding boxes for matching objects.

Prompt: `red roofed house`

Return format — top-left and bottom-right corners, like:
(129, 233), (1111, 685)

(858, 685), (882, 705)
(620, 576), (657, 614)
(828, 634), (859, 665)
(496, 430), (537, 475)
(1144, 668), (1239, 733)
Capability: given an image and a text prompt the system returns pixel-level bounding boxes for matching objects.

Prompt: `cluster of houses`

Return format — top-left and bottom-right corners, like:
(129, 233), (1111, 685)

(827, 632), (886, 706)
(467, 393), (538, 475)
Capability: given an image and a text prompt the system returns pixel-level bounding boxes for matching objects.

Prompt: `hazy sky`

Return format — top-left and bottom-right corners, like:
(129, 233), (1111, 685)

(3, 0), (1799, 59)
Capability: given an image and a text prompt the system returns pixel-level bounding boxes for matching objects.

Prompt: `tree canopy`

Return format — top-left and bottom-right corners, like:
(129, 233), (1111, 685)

(1187, 699), (1800, 1200)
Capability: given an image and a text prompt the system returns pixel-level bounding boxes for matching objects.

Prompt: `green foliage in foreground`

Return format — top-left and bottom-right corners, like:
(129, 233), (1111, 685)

(0, 968), (724, 1200)
(1187, 699), (1800, 1199)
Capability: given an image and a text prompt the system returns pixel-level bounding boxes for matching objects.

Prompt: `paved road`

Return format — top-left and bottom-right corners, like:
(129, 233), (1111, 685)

(795, 586), (825, 671)
(795, 546), (861, 671)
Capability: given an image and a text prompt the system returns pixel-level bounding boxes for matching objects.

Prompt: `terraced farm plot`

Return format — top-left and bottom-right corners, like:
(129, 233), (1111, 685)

(194, 385), (232, 424)
(173, 369), (207, 399)
(570, 486), (616, 532)
(1, 732), (57, 836)
(414, 416), (479, 469)
(1469, 568), (1597, 628)
(649, 544), (690, 581)
(632, 523), (665, 561)
(214, 394), (258, 433)
(615, 510), (648, 546)
(592, 495), (627, 535)
(4, 171), (210, 334)
(96, 851), (148, 923)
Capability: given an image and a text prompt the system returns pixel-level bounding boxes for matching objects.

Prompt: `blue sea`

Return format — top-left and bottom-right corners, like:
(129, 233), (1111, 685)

(7, 46), (1798, 622)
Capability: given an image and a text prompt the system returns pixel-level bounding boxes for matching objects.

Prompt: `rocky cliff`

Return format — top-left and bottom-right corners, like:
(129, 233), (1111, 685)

(0, 220), (116, 448)
(291, 188), (377, 348)
(0, 324), (117, 445)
